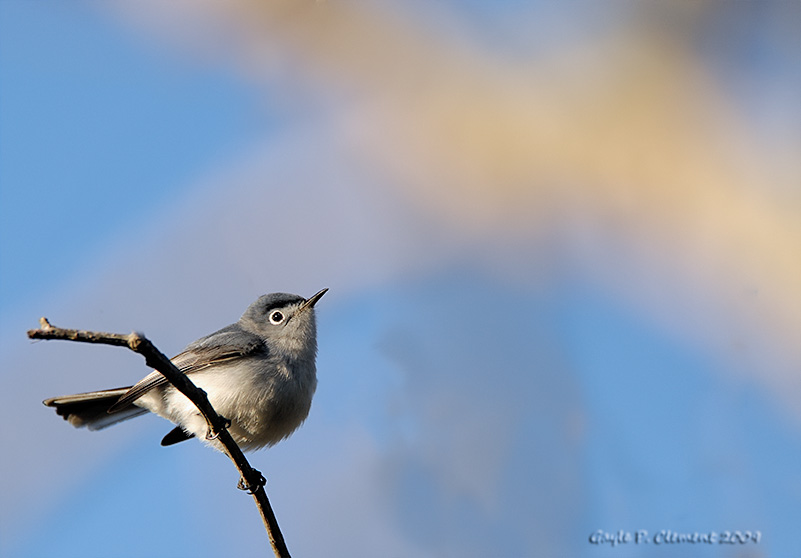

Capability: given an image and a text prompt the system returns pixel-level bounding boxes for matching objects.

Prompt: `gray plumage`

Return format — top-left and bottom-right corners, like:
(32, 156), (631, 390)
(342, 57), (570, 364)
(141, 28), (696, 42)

(43, 289), (327, 452)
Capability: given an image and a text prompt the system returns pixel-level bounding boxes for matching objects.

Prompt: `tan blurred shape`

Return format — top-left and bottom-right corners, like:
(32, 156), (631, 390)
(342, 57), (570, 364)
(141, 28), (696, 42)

(107, 0), (800, 414)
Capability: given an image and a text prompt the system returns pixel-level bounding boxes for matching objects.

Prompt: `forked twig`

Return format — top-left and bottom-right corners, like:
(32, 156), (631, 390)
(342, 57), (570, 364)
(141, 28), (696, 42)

(28, 317), (291, 558)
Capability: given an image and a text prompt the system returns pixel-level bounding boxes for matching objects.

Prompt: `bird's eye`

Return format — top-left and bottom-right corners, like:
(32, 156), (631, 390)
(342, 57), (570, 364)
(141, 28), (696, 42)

(269, 311), (285, 325)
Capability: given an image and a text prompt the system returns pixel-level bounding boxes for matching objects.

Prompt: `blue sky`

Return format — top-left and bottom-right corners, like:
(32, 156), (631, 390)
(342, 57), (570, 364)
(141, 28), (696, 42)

(1, 2), (799, 557)
(0, 0), (270, 315)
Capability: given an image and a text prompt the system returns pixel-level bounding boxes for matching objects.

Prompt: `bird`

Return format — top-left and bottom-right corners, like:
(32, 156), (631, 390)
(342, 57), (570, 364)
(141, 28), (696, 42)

(43, 288), (327, 452)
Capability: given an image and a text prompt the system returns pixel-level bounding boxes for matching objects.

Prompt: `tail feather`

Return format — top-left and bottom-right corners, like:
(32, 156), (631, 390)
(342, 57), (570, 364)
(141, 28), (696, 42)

(43, 388), (148, 431)
(161, 426), (195, 446)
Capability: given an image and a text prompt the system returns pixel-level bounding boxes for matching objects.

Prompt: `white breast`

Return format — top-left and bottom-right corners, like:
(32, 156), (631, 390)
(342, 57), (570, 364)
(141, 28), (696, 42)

(134, 356), (317, 451)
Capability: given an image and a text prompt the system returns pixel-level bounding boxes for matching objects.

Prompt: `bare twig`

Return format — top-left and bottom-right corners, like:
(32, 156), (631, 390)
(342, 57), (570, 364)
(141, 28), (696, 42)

(28, 317), (291, 558)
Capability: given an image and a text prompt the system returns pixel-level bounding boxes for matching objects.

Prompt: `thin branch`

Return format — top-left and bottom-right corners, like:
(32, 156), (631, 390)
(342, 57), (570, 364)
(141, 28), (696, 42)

(28, 317), (291, 558)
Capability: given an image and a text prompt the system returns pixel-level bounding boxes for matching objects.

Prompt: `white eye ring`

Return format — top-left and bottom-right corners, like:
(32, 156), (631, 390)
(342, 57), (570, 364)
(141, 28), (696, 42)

(269, 311), (285, 325)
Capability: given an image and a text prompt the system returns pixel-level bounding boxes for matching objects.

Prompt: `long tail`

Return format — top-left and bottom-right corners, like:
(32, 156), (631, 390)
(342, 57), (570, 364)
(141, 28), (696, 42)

(43, 388), (148, 431)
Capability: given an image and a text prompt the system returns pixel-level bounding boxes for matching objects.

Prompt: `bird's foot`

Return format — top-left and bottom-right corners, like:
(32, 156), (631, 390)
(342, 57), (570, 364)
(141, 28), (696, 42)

(237, 469), (267, 494)
(205, 417), (232, 440)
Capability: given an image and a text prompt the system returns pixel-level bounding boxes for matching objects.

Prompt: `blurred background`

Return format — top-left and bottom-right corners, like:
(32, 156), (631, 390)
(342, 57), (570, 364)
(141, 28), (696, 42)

(1, 1), (799, 557)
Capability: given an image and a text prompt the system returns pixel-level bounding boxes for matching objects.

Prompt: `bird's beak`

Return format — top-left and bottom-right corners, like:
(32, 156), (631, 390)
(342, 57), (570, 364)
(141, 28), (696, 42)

(300, 288), (328, 312)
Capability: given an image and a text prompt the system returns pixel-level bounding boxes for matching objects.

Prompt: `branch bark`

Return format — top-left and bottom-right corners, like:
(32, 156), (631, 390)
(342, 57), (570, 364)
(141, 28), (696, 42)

(28, 317), (291, 558)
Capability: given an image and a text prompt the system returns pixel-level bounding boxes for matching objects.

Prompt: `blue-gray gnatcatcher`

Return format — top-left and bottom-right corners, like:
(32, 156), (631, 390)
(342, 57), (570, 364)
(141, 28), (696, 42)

(43, 289), (327, 451)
